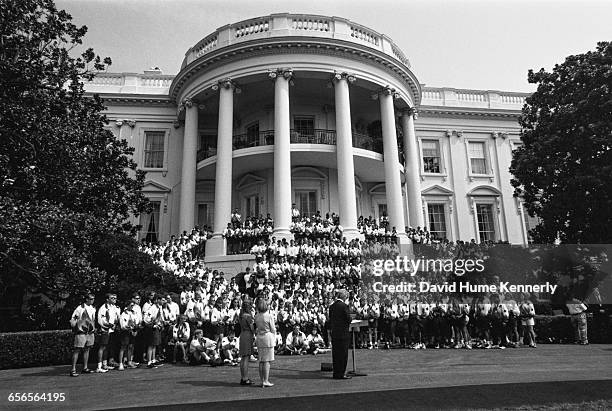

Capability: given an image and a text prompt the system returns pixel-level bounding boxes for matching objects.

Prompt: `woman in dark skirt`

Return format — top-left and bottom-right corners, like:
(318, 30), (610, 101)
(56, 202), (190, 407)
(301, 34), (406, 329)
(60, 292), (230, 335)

(238, 299), (255, 385)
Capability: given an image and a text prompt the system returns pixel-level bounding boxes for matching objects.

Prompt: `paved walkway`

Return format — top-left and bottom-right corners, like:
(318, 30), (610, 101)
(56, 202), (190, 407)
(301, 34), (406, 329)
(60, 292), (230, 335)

(1, 345), (611, 410)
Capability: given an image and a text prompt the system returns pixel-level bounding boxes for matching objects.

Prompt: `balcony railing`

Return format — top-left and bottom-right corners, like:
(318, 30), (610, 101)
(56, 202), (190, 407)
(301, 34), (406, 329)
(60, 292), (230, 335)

(197, 147), (217, 161)
(290, 129), (336, 144)
(233, 130), (275, 149)
(197, 129), (387, 162)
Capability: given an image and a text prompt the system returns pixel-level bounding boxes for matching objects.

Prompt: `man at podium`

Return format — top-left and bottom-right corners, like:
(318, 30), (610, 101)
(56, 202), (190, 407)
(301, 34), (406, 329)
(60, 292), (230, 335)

(329, 289), (351, 380)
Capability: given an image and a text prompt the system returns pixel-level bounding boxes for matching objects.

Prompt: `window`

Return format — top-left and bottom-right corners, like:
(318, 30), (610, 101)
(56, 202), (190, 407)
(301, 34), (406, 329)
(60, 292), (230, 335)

(476, 204), (495, 242)
(296, 191), (317, 218)
(422, 140), (441, 173)
(144, 131), (165, 168)
(377, 203), (387, 220)
(140, 201), (161, 242)
(468, 141), (487, 174)
(245, 194), (260, 218)
(246, 122), (259, 147)
(427, 203), (447, 240)
(294, 116), (315, 141)
(197, 203), (213, 230)
(522, 206), (539, 243)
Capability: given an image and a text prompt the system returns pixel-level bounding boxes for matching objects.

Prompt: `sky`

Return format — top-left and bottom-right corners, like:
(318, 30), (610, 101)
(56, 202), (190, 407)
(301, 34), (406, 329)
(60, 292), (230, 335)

(56, 0), (611, 92)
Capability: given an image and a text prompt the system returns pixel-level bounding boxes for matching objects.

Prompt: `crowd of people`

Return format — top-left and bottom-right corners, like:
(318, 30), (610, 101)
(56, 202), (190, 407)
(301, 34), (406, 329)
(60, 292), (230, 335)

(68, 208), (592, 379)
(139, 228), (210, 280)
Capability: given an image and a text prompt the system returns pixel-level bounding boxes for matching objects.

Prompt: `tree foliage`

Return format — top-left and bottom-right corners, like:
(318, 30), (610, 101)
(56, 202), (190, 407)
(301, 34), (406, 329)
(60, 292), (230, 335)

(0, 0), (156, 315)
(511, 42), (612, 243)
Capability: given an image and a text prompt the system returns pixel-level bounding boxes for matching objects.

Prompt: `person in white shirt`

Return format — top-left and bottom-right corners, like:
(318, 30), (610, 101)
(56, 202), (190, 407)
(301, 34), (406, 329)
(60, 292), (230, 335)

(519, 294), (536, 348)
(165, 294), (181, 322)
(96, 293), (120, 373)
(69, 293), (96, 377)
(143, 295), (165, 368)
(189, 329), (213, 365)
(171, 315), (191, 363)
(283, 325), (308, 355)
(566, 297), (588, 345)
(118, 301), (139, 370)
(306, 327), (328, 355)
(291, 203), (300, 222)
(220, 330), (239, 365)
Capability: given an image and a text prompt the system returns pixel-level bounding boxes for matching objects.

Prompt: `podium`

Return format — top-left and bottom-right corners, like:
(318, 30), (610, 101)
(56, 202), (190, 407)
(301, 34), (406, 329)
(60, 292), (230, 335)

(348, 319), (369, 377)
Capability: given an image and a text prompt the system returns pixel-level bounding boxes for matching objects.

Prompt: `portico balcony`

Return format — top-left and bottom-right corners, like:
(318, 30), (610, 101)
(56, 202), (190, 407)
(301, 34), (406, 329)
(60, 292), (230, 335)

(196, 129), (387, 162)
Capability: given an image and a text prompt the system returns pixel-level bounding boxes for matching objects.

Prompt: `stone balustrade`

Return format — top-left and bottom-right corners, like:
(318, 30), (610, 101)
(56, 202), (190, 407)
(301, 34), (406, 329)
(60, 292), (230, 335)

(181, 13), (412, 68)
(84, 72), (175, 95)
(421, 87), (529, 110)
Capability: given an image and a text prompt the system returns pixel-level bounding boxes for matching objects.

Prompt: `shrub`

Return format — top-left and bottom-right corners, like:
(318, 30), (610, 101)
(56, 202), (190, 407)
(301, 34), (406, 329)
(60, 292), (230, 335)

(534, 314), (612, 344)
(0, 330), (73, 370)
(1, 315), (610, 369)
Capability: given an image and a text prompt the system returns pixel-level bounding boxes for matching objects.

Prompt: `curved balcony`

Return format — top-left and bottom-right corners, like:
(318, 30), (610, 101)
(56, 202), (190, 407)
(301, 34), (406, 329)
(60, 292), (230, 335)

(196, 129), (387, 162)
(182, 13), (411, 70)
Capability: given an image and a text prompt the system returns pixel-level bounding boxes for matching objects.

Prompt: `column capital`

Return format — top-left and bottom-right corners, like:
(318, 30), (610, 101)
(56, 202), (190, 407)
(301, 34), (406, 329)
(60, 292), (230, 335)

(178, 98), (197, 116)
(114, 119), (136, 127)
(446, 129), (463, 138)
(371, 85), (400, 100)
(212, 78), (242, 94)
(269, 68), (294, 81)
(332, 71), (357, 84)
(181, 97), (194, 109)
(400, 107), (418, 120)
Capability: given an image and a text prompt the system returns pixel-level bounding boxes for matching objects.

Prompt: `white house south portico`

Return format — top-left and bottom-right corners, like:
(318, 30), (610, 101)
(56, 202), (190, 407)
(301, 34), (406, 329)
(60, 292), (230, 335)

(169, 14), (422, 258)
(85, 13), (533, 270)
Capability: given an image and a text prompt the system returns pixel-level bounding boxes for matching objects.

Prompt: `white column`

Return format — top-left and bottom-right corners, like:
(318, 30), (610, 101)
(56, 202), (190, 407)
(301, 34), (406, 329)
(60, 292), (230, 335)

(206, 80), (235, 257)
(401, 109), (425, 229)
(333, 73), (361, 240)
(179, 98), (197, 233)
(271, 69), (293, 240)
(379, 87), (409, 250)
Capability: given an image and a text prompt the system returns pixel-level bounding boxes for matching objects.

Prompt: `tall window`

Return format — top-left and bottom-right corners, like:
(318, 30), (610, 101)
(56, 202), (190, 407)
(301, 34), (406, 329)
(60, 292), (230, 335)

(296, 191), (317, 218)
(468, 141), (487, 174)
(144, 131), (165, 168)
(294, 116), (315, 141)
(197, 203), (213, 230)
(422, 140), (441, 173)
(476, 204), (495, 242)
(246, 122), (259, 147)
(245, 194), (260, 218)
(377, 203), (387, 221)
(522, 206), (539, 243)
(140, 201), (161, 243)
(427, 203), (447, 240)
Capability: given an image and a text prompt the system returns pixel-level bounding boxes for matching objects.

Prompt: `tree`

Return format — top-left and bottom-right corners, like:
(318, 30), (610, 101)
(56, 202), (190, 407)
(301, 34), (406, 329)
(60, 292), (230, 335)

(0, 0), (153, 318)
(510, 42), (612, 243)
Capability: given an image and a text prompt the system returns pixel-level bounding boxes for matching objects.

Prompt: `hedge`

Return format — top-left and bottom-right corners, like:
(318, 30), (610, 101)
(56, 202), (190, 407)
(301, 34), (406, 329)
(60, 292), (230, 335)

(1, 315), (611, 370)
(0, 329), (73, 370)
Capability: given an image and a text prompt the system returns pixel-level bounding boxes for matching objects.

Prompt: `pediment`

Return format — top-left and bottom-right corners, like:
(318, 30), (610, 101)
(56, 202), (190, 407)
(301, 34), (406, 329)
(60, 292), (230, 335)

(369, 183), (386, 195)
(468, 185), (502, 196)
(236, 173), (266, 189)
(292, 167), (327, 180)
(421, 184), (454, 196)
(141, 180), (171, 192)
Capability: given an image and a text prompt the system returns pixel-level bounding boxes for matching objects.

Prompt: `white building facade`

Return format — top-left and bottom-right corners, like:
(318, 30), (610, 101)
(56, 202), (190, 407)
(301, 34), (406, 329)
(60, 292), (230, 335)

(85, 14), (533, 263)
